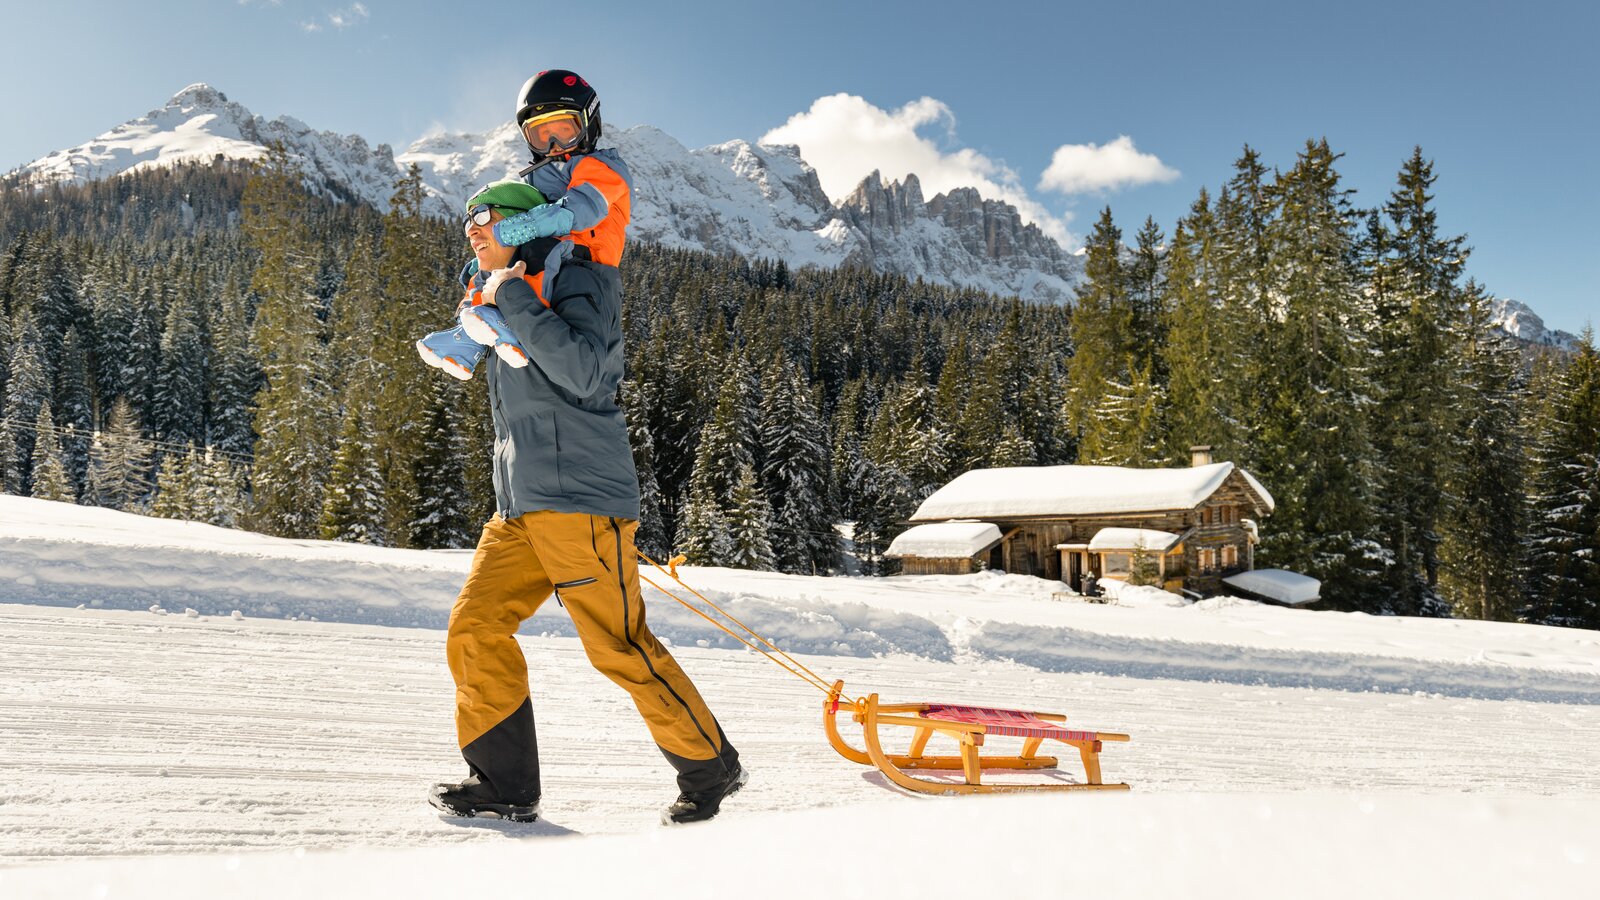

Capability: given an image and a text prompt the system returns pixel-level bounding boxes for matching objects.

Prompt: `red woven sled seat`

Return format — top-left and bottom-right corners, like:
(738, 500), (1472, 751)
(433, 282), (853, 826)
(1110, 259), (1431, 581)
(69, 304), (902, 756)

(920, 704), (1100, 742)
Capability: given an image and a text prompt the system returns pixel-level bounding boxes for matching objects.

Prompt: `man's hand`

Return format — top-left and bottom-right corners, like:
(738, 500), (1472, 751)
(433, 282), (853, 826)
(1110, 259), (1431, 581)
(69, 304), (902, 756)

(480, 261), (528, 307)
(493, 203), (576, 245)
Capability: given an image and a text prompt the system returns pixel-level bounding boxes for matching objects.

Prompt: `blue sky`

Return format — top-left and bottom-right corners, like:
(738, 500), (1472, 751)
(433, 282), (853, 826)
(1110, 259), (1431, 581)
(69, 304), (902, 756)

(3, 0), (1594, 332)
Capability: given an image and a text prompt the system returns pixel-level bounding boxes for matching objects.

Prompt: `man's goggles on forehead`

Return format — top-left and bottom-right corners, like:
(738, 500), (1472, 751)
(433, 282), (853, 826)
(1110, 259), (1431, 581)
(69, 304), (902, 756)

(521, 109), (586, 153)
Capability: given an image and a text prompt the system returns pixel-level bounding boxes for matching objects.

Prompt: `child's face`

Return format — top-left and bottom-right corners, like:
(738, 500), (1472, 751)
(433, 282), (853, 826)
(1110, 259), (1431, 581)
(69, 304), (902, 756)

(466, 209), (517, 271)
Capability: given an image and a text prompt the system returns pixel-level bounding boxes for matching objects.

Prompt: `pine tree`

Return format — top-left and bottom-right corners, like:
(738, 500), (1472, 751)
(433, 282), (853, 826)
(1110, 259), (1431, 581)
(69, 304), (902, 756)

(1086, 356), (1165, 466)
(675, 480), (735, 566)
(1066, 208), (1135, 459)
(1524, 329), (1600, 628)
(55, 327), (94, 496)
(321, 400), (389, 545)
(89, 267), (136, 407)
(688, 353), (757, 511)
(1366, 147), (1471, 615)
(618, 379), (670, 559)
(1214, 148), (1276, 465)
(409, 386), (474, 549)
(86, 398), (152, 511)
(1255, 139), (1385, 610)
(208, 282), (258, 456)
(1127, 216), (1168, 382)
(726, 461), (775, 570)
(3, 314), (50, 493)
(125, 286), (164, 429)
(1161, 190), (1247, 462)
(154, 290), (207, 445)
(243, 143), (335, 537)
(28, 405), (72, 502)
(1439, 282), (1527, 621)
(151, 448), (201, 520)
(758, 359), (836, 574)
(374, 166), (449, 546)
(199, 448), (247, 528)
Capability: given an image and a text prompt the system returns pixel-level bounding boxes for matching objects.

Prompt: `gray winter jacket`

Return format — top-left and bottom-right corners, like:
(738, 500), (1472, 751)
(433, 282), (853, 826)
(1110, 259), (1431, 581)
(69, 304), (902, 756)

(478, 252), (641, 522)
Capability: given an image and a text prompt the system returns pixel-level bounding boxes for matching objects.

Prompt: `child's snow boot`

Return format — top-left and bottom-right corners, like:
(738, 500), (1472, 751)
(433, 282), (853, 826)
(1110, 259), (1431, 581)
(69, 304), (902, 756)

(459, 304), (531, 368)
(416, 325), (487, 380)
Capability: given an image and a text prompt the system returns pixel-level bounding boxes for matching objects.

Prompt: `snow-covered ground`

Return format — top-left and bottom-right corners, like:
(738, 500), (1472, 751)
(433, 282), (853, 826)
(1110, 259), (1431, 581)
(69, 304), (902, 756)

(1, 495), (1598, 898)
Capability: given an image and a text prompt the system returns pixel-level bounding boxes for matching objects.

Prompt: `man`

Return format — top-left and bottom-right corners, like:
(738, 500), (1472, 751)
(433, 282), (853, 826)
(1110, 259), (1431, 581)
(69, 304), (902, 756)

(428, 73), (745, 826)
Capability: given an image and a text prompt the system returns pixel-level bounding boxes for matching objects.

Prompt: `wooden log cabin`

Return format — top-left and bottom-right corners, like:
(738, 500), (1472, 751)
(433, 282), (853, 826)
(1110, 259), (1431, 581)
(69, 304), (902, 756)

(887, 447), (1276, 596)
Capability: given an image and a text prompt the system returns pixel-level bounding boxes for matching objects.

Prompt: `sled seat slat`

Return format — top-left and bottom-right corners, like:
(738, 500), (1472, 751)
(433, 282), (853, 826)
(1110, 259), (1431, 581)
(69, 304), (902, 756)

(920, 704), (1128, 743)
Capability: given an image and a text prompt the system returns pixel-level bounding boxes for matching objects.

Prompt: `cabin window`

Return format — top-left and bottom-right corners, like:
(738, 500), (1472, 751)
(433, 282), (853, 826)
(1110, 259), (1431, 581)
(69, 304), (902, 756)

(1199, 549), (1217, 573)
(1222, 545), (1238, 568)
(1102, 553), (1131, 576)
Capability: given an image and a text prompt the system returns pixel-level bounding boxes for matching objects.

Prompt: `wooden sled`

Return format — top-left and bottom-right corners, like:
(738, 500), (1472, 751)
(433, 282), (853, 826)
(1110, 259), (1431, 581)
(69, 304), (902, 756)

(824, 681), (1130, 795)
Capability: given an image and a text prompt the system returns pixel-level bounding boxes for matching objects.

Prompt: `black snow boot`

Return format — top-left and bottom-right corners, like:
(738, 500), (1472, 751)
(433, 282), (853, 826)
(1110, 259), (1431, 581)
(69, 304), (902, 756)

(662, 764), (748, 825)
(429, 774), (540, 823)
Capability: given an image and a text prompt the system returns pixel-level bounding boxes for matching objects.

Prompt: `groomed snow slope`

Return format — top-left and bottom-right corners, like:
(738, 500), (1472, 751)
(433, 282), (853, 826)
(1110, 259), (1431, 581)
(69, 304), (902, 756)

(2, 496), (1599, 898)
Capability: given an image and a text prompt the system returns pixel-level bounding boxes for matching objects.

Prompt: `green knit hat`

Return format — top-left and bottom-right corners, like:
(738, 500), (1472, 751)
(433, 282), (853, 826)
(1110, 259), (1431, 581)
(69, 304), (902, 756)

(465, 179), (547, 215)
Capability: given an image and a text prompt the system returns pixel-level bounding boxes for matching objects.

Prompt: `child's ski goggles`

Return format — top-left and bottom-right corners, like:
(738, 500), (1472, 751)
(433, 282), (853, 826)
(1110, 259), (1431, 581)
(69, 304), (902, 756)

(521, 109), (585, 155)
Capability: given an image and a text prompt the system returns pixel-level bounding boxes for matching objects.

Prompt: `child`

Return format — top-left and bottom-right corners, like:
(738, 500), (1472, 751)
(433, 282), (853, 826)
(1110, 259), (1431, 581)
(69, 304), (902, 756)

(414, 181), (552, 380)
(416, 68), (632, 382)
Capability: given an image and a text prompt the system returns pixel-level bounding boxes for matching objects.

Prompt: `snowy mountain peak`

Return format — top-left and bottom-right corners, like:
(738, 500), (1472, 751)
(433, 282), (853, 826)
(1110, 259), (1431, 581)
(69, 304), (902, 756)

(165, 82), (234, 111)
(1489, 298), (1581, 351)
(11, 84), (410, 213)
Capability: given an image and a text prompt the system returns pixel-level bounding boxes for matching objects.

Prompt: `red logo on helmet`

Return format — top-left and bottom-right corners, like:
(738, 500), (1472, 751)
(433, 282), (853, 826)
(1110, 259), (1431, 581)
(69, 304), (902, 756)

(564, 75), (577, 86)
(580, 78), (589, 87)
(537, 70), (547, 76)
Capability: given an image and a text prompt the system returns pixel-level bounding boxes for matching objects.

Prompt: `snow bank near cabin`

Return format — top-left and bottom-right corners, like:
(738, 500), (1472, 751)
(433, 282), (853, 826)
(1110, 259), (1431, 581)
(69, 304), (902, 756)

(3, 794), (1594, 900)
(4, 496), (1600, 703)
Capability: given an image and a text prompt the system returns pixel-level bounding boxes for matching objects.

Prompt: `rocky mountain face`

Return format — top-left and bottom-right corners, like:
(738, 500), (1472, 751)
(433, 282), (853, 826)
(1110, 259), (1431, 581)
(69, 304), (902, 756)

(9, 84), (1082, 302)
(1488, 298), (1582, 352)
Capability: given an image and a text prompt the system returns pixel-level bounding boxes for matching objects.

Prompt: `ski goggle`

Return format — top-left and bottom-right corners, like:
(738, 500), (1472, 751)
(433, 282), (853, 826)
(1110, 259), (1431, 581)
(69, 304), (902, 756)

(463, 203), (512, 231)
(521, 109), (585, 155)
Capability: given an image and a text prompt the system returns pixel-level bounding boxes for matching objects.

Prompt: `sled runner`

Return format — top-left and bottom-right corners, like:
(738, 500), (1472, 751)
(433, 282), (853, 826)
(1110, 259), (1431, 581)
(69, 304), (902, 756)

(823, 681), (1130, 794)
(641, 555), (1133, 795)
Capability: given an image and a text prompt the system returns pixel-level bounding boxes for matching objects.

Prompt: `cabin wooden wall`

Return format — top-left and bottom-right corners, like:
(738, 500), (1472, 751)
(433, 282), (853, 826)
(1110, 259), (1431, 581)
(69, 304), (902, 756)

(899, 558), (980, 576)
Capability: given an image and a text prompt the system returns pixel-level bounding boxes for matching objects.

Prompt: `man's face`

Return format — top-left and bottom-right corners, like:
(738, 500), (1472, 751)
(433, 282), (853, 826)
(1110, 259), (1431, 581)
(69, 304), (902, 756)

(466, 209), (517, 271)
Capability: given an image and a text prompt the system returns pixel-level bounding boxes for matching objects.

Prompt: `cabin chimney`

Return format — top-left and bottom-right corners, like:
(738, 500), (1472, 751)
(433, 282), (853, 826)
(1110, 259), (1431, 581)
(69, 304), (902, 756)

(1190, 445), (1214, 467)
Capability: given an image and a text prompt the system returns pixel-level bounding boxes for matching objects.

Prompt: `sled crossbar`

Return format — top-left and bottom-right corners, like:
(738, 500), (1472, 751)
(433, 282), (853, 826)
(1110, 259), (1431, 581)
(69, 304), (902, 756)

(825, 681), (1130, 795)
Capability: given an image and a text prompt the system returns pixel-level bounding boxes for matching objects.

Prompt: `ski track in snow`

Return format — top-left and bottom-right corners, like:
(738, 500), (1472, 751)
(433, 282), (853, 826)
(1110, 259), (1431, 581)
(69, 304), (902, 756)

(4, 603), (1600, 866)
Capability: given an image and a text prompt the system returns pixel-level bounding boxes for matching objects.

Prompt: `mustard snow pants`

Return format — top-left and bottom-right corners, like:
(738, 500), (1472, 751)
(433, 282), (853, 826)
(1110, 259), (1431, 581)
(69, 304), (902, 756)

(446, 511), (738, 803)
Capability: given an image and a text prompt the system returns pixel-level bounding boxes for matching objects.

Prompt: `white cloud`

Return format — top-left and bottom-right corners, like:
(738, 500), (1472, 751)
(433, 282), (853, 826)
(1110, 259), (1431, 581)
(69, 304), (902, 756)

(299, 20), (321, 32)
(1038, 135), (1180, 194)
(328, 3), (369, 29)
(761, 94), (1073, 245)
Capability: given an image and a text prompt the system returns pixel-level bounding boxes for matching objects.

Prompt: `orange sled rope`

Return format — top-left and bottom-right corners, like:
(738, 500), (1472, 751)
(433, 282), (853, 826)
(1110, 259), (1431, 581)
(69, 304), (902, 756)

(637, 553), (1132, 794)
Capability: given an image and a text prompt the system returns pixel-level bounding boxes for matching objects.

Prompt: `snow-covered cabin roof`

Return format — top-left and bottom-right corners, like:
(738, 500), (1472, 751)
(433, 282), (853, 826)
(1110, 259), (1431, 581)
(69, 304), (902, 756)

(910, 462), (1274, 521)
(885, 522), (1003, 559)
(1222, 569), (1322, 606)
(1086, 528), (1185, 553)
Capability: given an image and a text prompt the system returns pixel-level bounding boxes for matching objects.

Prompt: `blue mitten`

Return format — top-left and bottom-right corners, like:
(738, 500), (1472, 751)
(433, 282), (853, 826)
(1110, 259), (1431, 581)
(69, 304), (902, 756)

(493, 202), (575, 245)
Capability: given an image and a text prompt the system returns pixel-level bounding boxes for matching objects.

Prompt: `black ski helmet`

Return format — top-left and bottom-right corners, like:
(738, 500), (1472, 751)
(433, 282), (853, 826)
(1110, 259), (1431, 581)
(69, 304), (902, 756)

(515, 70), (601, 160)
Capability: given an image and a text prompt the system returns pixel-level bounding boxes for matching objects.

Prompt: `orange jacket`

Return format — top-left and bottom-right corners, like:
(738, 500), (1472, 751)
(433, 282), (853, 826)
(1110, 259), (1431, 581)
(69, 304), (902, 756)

(524, 148), (631, 267)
